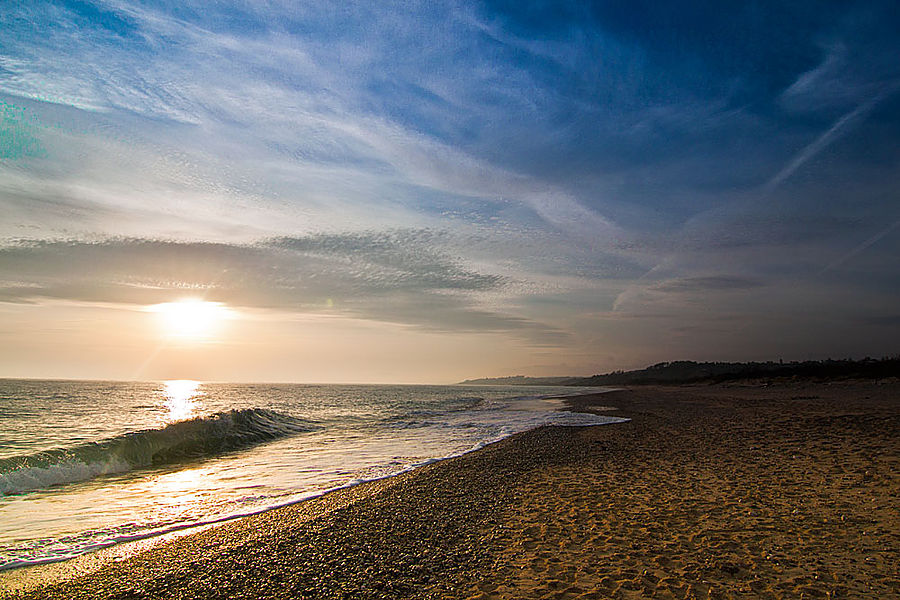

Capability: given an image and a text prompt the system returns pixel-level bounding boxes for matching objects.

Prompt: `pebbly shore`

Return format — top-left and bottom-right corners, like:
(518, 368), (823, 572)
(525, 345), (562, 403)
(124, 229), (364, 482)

(2, 380), (898, 599)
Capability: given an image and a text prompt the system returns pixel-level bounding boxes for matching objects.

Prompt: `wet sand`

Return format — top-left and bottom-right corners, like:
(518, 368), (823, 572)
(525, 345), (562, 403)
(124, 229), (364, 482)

(3, 380), (898, 599)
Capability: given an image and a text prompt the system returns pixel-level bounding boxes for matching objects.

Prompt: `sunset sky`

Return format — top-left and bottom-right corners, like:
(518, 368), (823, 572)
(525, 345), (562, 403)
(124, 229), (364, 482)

(1, 1), (898, 383)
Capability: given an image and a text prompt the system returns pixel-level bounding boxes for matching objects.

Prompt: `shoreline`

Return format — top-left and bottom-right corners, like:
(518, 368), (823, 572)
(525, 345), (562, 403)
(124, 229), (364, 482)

(0, 387), (623, 590)
(4, 380), (898, 598)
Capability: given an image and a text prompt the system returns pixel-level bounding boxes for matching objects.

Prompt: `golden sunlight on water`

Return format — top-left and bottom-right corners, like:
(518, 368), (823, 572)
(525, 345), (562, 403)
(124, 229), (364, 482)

(148, 467), (211, 516)
(163, 380), (203, 422)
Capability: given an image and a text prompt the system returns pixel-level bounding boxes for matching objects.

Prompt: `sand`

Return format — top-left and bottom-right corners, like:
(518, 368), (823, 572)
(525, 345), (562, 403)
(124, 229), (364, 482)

(2, 380), (898, 599)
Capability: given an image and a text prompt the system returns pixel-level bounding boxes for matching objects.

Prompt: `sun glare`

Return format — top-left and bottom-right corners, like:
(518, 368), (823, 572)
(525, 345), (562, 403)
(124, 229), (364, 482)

(162, 379), (202, 422)
(148, 300), (232, 341)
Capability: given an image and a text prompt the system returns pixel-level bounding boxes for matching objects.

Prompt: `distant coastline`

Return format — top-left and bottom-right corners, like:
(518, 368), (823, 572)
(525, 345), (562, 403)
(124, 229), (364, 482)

(459, 355), (900, 386)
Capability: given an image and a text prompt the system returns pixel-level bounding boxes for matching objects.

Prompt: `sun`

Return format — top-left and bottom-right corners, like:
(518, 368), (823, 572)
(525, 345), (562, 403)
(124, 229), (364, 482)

(148, 299), (232, 341)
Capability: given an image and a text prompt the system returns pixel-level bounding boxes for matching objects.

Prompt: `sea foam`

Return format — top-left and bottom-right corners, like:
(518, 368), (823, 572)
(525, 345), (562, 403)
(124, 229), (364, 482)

(0, 408), (317, 495)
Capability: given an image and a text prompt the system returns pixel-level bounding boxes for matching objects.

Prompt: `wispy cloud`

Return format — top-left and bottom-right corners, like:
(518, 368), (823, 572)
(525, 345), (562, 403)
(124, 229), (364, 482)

(820, 218), (900, 274)
(764, 90), (894, 195)
(0, 234), (567, 345)
(0, 0), (626, 251)
(652, 276), (763, 293)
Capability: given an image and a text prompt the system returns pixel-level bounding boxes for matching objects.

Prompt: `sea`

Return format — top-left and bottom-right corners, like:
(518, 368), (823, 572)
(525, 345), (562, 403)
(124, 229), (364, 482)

(0, 379), (625, 571)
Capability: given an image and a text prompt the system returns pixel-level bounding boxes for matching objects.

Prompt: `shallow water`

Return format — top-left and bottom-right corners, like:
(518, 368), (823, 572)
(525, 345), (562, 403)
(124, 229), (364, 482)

(0, 379), (624, 570)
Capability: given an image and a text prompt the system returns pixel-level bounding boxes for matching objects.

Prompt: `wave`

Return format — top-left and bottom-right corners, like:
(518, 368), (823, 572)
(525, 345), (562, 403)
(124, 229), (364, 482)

(0, 408), (317, 495)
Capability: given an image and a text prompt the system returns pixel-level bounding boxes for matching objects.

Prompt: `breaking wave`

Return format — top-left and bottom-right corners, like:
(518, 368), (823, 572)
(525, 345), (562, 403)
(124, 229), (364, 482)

(0, 409), (317, 495)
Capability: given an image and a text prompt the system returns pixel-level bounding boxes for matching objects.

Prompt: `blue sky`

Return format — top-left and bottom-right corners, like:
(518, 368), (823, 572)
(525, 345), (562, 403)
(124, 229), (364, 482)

(0, 0), (898, 381)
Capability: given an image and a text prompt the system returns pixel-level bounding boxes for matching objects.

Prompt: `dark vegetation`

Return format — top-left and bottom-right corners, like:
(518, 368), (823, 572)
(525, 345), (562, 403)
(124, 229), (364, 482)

(459, 356), (900, 386)
(459, 376), (578, 386)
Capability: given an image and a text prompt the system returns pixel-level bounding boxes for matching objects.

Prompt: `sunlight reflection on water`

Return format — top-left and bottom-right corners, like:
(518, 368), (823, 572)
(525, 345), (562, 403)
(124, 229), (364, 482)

(162, 380), (202, 422)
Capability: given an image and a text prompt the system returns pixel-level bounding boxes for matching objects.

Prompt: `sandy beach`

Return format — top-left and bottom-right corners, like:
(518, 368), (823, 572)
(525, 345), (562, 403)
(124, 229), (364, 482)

(3, 380), (898, 599)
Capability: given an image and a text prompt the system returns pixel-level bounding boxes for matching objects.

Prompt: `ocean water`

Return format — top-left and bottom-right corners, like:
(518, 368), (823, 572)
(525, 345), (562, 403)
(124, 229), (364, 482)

(0, 379), (624, 571)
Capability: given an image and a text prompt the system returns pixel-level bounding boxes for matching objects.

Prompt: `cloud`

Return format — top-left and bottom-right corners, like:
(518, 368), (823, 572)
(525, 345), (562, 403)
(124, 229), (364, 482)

(0, 233), (567, 345)
(0, 0), (629, 250)
(764, 90), (895, 195)
(652, 276), (763, 293)
(820, 217), (900, 274)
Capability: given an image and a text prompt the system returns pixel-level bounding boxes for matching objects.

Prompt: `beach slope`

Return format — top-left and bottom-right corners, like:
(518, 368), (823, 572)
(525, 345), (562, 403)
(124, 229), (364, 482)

(3, 381), (898, 599)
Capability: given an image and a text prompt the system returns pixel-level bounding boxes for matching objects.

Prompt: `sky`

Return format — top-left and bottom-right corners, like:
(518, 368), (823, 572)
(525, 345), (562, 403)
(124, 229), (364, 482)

(0, 0), (898, 383)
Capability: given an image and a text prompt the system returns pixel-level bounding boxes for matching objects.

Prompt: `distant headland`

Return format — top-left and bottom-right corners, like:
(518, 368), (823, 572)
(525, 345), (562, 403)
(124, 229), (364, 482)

(459, 356), (900, 386)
